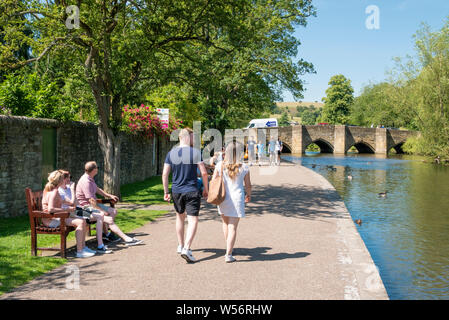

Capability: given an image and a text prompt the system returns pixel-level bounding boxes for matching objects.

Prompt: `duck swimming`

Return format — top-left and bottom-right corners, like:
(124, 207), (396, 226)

(378, 191), (388, 197)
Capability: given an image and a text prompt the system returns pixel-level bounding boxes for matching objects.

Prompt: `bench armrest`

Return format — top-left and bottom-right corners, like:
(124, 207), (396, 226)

(97, 198), (117, 206)
(31, 210), (71, 219)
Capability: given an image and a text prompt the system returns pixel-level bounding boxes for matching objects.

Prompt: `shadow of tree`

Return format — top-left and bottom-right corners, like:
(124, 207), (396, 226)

(1, 259), (110, 299)
(197, 183), (348, 222)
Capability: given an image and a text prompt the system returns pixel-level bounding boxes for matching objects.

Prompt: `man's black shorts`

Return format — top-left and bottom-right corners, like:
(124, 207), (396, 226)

(172, 191), (201, 216)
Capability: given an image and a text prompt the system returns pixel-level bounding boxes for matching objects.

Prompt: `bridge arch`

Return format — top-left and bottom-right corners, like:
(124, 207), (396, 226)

(348, 141), (375, 154)
(389, 142), (405, 154)
(281, 142), (292, 154)
(306, 139), (334, 154)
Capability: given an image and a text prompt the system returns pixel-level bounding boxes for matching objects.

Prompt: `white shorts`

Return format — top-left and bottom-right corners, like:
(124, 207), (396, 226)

(48, 218), (61, 228)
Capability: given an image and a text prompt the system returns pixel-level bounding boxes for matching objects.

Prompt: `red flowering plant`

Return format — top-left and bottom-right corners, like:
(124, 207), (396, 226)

(121, 104), (183, 139)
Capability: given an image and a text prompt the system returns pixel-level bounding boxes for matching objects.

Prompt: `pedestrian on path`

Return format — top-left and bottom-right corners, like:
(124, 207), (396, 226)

(162, 128), (209, 263)
(257, 140), (265, 166)
(212, 142), (252, 263)
(246, 137), (256, 166)
(275, 138), (283, 166)
(268, 136), (276, 166)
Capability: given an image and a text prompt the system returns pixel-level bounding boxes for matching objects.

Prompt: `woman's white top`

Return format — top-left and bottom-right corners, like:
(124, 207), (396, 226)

(58, 186), (73, 209)
(215, 161), (249, 218)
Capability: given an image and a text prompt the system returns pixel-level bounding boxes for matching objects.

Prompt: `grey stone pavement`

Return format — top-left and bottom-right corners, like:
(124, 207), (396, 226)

(1, 162), (388, 300)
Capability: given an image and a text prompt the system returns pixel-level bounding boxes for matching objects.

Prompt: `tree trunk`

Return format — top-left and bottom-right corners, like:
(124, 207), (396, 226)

(98, 125), (122, 198)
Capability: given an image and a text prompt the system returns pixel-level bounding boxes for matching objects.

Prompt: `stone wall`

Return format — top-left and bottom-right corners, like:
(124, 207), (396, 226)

(0, 115), (174, 218)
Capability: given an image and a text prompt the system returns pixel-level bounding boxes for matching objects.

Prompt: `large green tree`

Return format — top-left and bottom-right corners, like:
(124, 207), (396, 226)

(1, 0), (315, 194)
(320, 74), (354, 124)
(151, 0), (316, 131)
(349, 82), (404, 128)
(392, 21), (449, 156)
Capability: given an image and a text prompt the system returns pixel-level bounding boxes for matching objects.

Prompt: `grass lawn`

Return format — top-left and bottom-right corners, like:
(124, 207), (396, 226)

(0, 207), (167, 296)
(120, 175), (171, 205)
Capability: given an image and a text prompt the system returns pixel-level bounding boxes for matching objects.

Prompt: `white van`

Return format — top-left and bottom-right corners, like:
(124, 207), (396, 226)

(246, 118), (278, 128)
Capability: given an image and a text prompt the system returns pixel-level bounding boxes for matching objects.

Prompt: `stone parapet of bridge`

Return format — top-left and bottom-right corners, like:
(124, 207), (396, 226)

(242, 125), (417, 155)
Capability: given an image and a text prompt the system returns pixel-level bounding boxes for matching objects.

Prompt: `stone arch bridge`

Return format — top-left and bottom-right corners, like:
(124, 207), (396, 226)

(244, 125), (417, 154)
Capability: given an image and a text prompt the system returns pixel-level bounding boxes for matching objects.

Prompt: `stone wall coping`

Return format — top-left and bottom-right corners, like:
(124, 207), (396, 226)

(0, 115), (98, 129)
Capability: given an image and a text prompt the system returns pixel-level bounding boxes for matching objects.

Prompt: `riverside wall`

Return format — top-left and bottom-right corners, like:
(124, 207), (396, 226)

(0, 115), (173, 218)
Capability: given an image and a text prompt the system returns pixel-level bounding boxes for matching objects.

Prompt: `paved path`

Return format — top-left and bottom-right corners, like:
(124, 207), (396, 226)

(1, 163), (388, 300)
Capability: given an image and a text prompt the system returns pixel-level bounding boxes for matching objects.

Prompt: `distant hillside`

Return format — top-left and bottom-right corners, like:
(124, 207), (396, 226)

(274, 101), (323, 115)
(276, 101), (323, 109)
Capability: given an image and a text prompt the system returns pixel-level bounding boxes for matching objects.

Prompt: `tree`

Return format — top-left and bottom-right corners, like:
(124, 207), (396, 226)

(300, 108), (320, 125)
(0, 70), (79, 119)
(278, 111), (290, 126)
(349, 82), (403, 128)
(392, 21), (449, 156)
(271, 104), (282, 115)
(320, 74), (354, 124)
(155, 0), (316, 132)
(144, 84), (202, 129)
(1, 0), (316, 194)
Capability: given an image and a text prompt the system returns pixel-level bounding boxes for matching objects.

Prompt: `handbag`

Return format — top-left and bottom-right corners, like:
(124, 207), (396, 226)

(75, 206), (93, 224)
(207, 162), (226, 205)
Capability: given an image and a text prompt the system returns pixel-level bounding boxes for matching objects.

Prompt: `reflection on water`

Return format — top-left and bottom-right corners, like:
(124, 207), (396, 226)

(284, 152), (449, 300)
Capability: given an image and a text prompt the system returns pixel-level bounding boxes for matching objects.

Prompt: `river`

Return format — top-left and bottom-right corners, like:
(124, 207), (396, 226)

(283, 152), (449, 300)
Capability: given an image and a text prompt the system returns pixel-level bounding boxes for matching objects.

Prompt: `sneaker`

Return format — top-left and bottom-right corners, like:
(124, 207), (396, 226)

(225, 255), (236, 263)
(177, 245), (183, 254)
(76, 250), (95, 258)
(96, 245), (112, 254)
(103, 232), (120, 243)
(181, 248), (196, 263)
(124, 238), (143, 246)
(83, 247), (96, 254)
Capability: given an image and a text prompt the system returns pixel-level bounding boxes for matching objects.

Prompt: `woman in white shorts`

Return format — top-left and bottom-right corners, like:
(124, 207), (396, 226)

(212, 142), (252, 263)
(42, 170), (95, 258)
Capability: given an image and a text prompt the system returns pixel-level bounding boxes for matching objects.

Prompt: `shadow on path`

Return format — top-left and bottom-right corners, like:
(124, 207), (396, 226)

(197, 183), (347, 223)
(2, 260), (110, 300)
(194, 247), (310, 263)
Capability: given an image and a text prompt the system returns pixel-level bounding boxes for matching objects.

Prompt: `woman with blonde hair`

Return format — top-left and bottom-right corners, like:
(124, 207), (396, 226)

(212, 141), (252, 262)
(42, 170), (95, 258)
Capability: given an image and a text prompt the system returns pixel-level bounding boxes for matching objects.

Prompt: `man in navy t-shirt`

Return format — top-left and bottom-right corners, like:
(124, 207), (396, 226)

(162, 128), (209, 263)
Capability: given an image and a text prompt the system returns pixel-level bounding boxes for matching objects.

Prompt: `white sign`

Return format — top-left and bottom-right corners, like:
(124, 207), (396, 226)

(156, 108), (169, 127)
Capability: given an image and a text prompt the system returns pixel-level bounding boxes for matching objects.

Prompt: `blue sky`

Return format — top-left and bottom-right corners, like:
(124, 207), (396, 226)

(281, 0), (449, 102)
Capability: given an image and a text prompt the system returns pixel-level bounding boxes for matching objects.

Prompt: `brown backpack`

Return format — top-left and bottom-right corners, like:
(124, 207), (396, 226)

(207, 163), (226, 205)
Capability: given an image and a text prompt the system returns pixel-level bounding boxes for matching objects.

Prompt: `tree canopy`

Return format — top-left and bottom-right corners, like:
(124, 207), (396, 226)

(320, 74), (353, 125)
(0, 0), (316, 193)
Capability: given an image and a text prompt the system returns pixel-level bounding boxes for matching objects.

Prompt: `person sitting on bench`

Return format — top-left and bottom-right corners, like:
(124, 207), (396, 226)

(42, 170), (95, 258)
(76, 161), (143, 249)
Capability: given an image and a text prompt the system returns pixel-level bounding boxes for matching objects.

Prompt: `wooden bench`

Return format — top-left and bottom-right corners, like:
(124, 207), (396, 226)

(25, 188), (74, 258)
(25, 188), (118, 258)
